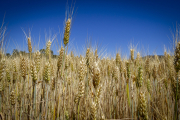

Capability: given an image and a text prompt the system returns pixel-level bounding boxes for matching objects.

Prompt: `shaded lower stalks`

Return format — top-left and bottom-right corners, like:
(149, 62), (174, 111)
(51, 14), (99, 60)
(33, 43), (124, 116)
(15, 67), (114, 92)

(78, 100), (80, 120)
(45, 83), (49, 120)
(0, 94), (1, 112)
(20, 77), (26, 120)
(33, 81), (36, 119)
(137, 88), (139, 120)
(132, 98), (133, 119)
(39, 83), (43, 120)
(174, 76), (179, 120)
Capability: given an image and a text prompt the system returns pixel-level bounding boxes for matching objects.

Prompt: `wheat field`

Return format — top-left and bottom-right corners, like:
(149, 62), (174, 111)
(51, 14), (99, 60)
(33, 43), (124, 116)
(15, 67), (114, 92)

(0, 10), (180, 120)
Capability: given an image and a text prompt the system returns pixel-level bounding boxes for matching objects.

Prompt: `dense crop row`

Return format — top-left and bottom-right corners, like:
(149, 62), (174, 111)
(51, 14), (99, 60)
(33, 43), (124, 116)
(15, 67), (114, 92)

(0, 15), (179, 120)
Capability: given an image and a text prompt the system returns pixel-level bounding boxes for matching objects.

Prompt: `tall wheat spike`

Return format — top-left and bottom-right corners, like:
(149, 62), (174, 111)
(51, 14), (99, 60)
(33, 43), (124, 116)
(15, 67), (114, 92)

(63, 18), (71, 46)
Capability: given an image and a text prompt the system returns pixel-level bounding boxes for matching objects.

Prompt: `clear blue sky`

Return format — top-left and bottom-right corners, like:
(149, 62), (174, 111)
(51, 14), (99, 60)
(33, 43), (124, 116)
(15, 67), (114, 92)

(0, 0), (180, 57)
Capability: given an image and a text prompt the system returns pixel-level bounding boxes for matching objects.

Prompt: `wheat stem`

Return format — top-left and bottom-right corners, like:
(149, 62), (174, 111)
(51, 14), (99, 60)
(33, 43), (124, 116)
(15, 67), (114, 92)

(33, 82), (36, 119)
